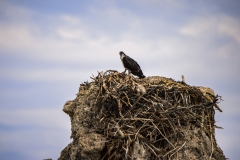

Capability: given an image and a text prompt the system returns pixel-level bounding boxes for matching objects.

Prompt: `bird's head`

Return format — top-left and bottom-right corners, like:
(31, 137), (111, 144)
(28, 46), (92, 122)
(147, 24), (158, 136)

(119, 51), (126, 57)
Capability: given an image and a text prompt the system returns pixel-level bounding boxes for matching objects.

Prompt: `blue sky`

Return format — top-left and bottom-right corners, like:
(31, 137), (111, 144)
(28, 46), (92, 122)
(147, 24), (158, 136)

(0, 0), (239, 159)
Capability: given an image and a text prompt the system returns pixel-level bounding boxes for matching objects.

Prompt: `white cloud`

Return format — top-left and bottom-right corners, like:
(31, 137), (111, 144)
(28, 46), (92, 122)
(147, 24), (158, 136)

(218, 16), (240, 44)
(133, 0), (186, 9)
(0, 109), (70, 130)
(0, 108), (71, 159)
(0, 128), (70, 159)
(0, 0), (33, 21)
(179, 15), (240, 44)
(0, 67), (83, 82)
(215, 120), (240, 159)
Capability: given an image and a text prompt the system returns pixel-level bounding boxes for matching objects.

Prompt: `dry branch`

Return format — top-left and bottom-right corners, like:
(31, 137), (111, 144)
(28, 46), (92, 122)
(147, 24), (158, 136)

(90, 70), (222, 159)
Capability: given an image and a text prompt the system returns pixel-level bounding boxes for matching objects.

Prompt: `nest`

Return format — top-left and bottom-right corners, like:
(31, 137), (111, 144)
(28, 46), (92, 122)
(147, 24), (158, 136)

(89, 70), (222, 160)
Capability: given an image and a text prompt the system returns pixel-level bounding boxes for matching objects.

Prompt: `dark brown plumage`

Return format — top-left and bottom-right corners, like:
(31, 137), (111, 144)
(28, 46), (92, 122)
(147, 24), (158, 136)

(119, 51), (145, 78)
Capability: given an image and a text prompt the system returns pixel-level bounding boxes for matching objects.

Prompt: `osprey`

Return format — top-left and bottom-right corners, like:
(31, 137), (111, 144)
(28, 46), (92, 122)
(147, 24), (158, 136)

(119, 51), (145, 78)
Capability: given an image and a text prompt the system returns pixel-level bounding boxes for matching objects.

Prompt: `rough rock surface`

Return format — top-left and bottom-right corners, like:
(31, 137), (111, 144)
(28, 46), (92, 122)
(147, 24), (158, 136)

(58, 71), (226, 160)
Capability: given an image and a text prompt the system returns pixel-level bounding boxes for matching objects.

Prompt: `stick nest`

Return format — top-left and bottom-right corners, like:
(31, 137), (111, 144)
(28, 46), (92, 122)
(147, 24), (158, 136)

(88, 70), (222, 159)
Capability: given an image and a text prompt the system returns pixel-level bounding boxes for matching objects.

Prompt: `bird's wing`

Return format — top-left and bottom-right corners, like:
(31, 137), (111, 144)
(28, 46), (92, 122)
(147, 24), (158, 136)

(122, 56), (141, 71)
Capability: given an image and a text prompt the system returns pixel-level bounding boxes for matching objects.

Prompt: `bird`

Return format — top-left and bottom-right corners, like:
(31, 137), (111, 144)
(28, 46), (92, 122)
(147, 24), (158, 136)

(119, 51), (145, 78)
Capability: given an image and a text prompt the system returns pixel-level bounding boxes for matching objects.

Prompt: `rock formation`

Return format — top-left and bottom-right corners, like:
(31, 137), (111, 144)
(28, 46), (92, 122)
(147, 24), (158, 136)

(58, 70), (226, 160)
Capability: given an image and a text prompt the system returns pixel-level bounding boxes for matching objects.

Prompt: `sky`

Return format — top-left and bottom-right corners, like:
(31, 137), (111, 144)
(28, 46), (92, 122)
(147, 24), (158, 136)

(0, 0), (239, 159)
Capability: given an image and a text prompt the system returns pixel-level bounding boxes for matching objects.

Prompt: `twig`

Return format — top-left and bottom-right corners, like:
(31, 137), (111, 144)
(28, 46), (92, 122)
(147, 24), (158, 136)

(169, 141), (186, 159)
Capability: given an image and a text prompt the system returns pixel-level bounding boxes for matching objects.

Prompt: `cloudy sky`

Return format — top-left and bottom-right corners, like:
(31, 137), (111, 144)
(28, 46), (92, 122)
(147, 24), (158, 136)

(0, 0), (239, 159)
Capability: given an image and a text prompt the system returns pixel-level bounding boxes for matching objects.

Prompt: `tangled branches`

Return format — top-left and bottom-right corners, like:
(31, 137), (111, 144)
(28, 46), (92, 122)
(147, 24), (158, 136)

(91, 70), (222, 160)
